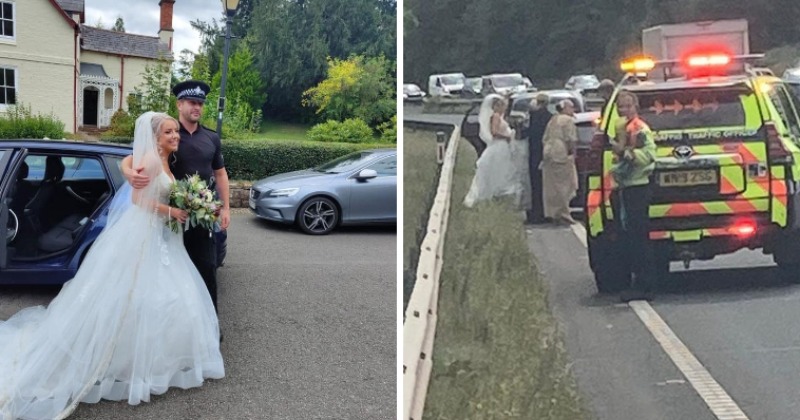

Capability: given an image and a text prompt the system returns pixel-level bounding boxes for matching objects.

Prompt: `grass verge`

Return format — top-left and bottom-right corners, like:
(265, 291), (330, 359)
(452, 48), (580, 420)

(423, 138), (586, 419)
(403, 128), (442, 311)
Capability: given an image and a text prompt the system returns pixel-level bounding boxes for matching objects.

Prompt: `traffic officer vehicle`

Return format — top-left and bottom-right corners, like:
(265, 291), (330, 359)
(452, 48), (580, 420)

(585, 52), (800, 292)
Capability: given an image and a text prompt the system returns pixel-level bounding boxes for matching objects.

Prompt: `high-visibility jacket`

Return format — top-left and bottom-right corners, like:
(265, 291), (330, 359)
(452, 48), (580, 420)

(609, 116), (656, 188)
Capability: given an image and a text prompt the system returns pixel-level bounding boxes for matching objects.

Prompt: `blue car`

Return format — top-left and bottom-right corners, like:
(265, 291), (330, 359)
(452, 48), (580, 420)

(0, 140), (226, 285)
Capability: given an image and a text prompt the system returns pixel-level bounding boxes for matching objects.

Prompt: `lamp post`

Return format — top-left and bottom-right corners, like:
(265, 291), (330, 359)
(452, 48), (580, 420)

(216, 0), (240, 137)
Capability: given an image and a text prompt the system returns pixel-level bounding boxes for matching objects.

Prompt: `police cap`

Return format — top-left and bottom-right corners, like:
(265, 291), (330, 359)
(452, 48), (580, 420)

(172, 80), (210, 103)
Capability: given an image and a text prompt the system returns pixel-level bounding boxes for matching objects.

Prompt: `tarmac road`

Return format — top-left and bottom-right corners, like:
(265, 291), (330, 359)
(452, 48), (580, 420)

(0, 212), (397, 420)
(528, 222), (800, 420)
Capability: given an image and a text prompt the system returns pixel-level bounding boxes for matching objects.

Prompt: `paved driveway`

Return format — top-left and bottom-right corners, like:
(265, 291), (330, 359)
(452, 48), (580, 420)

(0, 212), (397, 419)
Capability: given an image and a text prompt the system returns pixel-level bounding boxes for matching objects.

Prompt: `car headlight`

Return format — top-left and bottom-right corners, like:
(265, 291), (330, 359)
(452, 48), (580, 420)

(269, 187), (299, 197)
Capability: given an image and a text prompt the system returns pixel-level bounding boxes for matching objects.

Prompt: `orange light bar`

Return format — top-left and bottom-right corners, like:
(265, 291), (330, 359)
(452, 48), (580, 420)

(620, 57), (655, 73)
(687, 54), (731, 68)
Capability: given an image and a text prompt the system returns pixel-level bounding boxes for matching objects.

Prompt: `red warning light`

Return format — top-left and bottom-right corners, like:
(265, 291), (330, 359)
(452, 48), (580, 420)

(687, 53), (731, 68)
(729, 220), (756, 237)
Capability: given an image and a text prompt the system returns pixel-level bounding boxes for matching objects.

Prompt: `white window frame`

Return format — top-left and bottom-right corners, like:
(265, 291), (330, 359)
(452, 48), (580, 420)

(0, 65), (18, 110)
(0, 1), (15, 42)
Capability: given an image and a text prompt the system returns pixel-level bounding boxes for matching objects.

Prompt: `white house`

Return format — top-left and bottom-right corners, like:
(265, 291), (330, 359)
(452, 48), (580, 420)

(0, 0), (174, 134)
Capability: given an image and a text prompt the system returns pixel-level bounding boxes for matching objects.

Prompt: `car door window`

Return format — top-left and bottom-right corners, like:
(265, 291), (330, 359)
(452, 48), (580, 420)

(104, 155), (126, 188)
(63, 157), (105, 181)
(23, 156), (46, 181)
(777, 84), (800, 137)
(365, 156), (397, 177)
(768, 84), (800, 137)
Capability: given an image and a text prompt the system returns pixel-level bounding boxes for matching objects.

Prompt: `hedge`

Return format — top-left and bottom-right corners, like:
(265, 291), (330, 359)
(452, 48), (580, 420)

(97, 137), (395, 181)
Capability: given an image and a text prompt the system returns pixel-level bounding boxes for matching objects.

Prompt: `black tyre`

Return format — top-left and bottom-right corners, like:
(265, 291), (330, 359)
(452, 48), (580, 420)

(776, 259), (800, 284)
(588, 234), (630, 294)
(594, 263), (630, 294)
(297, 197), (339, 235)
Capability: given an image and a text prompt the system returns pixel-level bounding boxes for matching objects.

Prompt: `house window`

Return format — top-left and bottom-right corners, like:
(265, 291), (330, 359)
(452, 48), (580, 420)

(0, 2), (13, 38)
(0, 67), (16, 105)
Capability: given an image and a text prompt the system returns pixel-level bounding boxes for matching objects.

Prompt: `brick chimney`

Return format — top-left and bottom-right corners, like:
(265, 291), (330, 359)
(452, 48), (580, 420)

(158, 0), (175, 51)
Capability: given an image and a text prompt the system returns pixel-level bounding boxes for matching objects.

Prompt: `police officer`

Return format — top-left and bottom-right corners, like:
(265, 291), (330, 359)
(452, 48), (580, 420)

(609, 90), (656, 302)
(122, 80), (231, 315)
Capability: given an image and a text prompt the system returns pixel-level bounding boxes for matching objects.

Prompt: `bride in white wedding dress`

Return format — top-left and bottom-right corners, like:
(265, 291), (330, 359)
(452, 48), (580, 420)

(0, 112), (224, 420)
(464, 94), (522, 207)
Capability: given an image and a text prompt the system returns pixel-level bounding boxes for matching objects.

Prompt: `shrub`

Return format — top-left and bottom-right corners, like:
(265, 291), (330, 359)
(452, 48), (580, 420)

(105, 109), (135, 137)
(92, 136), (395, 181)
(307, 118), (374, 143)
(0, 103), (65, 139)
(377, 115), (397, 144)
(222, 139), (393, 180)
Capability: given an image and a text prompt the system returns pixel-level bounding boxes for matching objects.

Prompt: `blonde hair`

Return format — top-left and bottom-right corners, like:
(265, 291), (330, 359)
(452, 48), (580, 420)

(151, 113), (179, 137)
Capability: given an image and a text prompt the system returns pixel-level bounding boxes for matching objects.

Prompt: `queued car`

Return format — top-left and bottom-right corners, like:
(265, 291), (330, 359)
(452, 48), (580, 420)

(784, 67), (800, 99)
(480, 73), (530, 96)
(461, 89), (588, 158)
(572, 110), (602, 208)
(249, 149), (397, 235)
(403, 83), (426, 102)
(0, 140), (227, 286)
(565, 74), (600, 93)
(464, 77), (483, 97)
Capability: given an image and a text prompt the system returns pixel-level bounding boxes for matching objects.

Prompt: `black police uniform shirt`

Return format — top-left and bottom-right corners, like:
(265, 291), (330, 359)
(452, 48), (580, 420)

(171, 122), (225, 187)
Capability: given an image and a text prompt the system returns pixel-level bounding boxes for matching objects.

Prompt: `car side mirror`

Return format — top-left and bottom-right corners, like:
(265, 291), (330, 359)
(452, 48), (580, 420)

(355, 169), (378, 181)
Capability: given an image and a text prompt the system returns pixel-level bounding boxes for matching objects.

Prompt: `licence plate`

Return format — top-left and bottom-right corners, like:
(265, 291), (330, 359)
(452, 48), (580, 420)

(249, 198), (256, 210)
(658, 169), (717, 187)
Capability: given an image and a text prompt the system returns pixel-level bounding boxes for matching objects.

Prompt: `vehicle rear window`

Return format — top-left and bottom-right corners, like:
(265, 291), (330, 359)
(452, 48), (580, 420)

(634, 87), (749, 131)
(576, 123), (594, 144)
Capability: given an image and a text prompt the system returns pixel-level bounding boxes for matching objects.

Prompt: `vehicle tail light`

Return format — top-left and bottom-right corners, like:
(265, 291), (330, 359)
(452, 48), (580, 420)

(588, 131), (607, 173)
(729, 220), (756, 237)
(765, 122), (792, 162)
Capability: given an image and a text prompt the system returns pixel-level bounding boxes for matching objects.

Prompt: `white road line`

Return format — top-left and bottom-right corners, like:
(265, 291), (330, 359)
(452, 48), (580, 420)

(566, 223), (749, 420)
(570, 223), (588, 248)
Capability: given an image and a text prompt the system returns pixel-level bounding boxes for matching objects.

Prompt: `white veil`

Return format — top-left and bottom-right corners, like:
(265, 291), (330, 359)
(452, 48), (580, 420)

(479, 94), (504, 144)
(105, 111), (167, 230)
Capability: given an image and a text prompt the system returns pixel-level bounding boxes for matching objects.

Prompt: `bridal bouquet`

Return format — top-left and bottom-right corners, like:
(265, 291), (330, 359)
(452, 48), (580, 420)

(167, 174), (222, 234)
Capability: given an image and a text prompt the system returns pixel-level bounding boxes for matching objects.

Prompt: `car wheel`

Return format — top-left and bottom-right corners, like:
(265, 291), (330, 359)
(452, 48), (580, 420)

(297, 197), (339, 235)
(588, 233), (630, 294)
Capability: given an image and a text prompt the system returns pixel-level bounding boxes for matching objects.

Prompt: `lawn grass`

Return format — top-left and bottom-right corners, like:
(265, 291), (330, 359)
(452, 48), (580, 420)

(423, 138), (586, 419)
(403, 128), (442, 311)
(256, 119), (313, 141)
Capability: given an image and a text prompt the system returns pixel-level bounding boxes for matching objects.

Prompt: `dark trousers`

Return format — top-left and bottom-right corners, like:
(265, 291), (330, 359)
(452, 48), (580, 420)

(610, 184), (654, 292)
(527, 151), (545, 223)
(184, 226), (219, 312)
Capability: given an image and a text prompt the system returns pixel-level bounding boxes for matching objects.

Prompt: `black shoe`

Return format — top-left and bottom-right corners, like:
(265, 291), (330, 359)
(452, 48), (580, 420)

(620, 289), (653, 303)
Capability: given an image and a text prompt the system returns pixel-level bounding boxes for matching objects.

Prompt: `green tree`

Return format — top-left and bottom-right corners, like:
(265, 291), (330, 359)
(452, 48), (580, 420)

(211, 44), (265, 110)
(302, 55), (395, 129)
(175, 48), (195, 80)
(246, 0), (396, 119)
(405, 0), (800, 88)
(112, 16), (125, 32)
(137, 57), (172, 113)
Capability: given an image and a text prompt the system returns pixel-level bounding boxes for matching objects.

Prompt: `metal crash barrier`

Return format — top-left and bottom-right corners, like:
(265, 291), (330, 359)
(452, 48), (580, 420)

(402, 121), (460, 420)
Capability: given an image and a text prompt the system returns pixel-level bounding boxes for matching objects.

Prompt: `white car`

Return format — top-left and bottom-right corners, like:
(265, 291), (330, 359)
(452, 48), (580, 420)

(403, 84), (426, 102)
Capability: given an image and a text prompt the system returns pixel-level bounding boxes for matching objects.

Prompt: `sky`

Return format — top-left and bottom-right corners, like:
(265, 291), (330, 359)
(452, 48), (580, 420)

(85, 0), (226, 55)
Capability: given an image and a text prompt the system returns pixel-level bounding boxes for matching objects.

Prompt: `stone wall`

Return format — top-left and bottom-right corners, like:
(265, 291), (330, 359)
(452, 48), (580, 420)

(229, 180), (254, 208)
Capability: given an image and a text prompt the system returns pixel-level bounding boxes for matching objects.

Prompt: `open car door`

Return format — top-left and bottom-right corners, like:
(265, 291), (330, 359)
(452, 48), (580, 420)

(1, 147), (24, 269)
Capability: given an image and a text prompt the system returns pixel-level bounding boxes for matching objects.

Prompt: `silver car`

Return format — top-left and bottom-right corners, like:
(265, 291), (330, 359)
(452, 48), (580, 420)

(249, 149), (397, 235)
